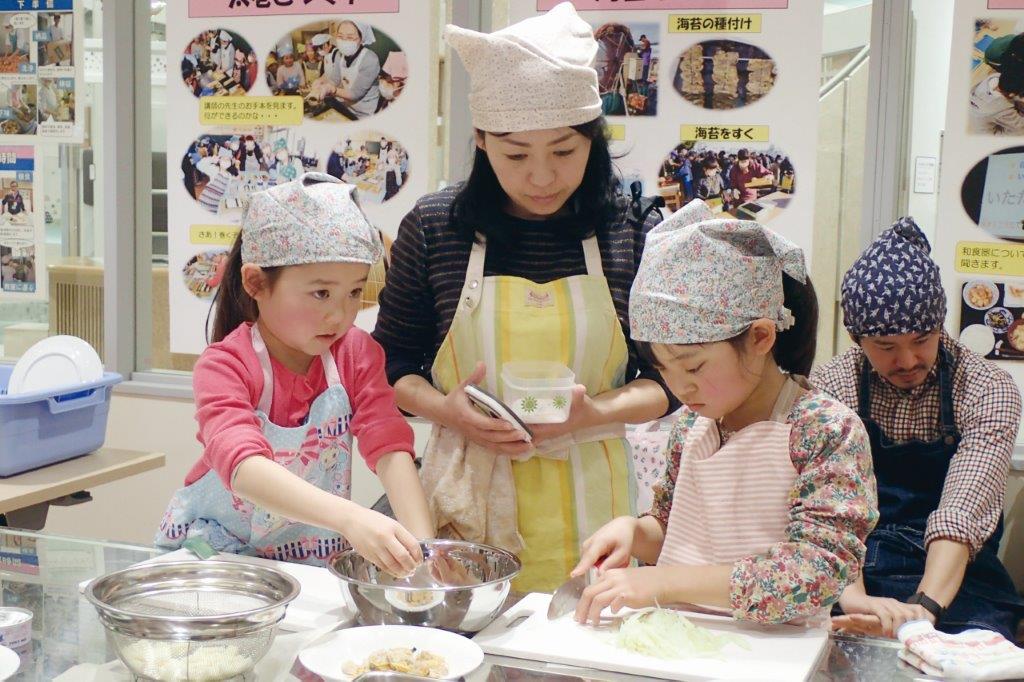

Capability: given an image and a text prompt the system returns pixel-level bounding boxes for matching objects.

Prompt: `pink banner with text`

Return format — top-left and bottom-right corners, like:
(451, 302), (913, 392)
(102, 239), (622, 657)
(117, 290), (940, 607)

(537, 0), (788, 10)
(188, 0), (399, 18)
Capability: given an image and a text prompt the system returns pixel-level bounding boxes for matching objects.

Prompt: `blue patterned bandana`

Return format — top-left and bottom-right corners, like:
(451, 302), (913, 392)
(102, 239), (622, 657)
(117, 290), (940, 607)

(841, 217), (946, 337)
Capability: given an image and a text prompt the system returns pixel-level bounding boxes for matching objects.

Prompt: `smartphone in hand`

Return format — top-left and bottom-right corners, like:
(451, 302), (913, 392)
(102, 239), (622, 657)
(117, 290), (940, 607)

(464, 384), (534, 443)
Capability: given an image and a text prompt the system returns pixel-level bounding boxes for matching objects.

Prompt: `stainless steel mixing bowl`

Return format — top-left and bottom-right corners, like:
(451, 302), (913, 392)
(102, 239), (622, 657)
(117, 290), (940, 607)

(328, 539), (521, 634)
(85, 560), (300, 681)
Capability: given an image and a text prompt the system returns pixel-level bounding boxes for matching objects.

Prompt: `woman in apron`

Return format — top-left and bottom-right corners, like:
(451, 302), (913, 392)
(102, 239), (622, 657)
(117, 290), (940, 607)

(373, 3), (677, 592)
(574, 200), (878, 626)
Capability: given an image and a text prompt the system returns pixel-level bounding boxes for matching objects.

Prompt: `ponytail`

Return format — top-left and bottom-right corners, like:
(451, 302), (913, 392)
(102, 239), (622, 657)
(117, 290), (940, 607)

(772, 273), (818, 376)
(206, 231), (281, 344)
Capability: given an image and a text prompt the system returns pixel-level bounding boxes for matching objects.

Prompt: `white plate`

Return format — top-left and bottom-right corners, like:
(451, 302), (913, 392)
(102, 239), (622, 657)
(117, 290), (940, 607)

(0, 645), (19, 680)
(1005, 282), (1024, 308)
(960, 324), (996, 356)
(299, 625), (484, 682)
(962, 280), (999, 311)
(6, 336), (103, 395)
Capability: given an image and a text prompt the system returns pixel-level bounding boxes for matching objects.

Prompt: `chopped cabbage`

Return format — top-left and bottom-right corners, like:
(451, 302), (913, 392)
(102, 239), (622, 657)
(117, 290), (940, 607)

(612, 608), (749, 659)
(120, 641), (252, 681)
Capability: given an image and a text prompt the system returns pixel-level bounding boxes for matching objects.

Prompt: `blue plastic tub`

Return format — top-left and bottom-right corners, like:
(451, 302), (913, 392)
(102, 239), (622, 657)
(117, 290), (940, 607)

(0, 364), (122, 477)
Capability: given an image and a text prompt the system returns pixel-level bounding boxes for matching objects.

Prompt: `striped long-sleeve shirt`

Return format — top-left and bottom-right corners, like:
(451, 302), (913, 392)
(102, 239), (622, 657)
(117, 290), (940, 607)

(372, 185), (678, 412)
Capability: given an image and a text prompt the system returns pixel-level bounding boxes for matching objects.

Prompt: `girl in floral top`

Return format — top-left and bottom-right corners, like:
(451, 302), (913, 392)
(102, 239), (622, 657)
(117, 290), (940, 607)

(574, 200), (878, 626)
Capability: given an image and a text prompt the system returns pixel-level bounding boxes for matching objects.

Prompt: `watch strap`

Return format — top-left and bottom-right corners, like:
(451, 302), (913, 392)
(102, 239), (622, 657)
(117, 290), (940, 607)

(908, 592), (946, 622)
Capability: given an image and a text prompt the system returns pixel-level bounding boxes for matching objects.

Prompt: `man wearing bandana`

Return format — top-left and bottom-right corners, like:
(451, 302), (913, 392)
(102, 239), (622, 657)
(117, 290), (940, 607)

(812, 218), (1024, 640)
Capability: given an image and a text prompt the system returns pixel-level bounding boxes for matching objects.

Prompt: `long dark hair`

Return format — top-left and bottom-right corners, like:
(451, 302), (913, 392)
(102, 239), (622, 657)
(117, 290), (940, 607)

(207, 231), (282, 344)
(636, 273), (819, 377)
(449, 117), (623, 247)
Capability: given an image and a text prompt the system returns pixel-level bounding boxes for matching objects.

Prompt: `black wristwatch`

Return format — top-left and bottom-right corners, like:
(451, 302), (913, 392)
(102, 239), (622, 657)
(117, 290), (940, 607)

(907, 592), (946, 623)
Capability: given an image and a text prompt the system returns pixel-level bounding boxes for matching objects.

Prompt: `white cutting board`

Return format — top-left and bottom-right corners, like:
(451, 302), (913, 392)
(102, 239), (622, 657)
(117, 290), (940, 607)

(79, 549), (352, 632)
(473, 593), (828, 681)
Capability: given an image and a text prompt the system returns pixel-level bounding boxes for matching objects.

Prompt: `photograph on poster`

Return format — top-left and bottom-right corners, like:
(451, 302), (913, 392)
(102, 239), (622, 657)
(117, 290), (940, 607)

(37, 77), (73, 124)
(959, 279), (1024, 359)
(674, 40), (777, 110)
(960, 145), (1024, 240)
(182, 249), (229, 300)
(180, 127), (319, 219)
(36, 12), (72, 68)
(0, 176), (34, 294)
(0, 13), (30, 74)
(267, 20), (407, 121)
(591, 21), (658, 116)
(181, 28), (257, 98)
(324, 131), (409, 203)
(658, 143), (794, 219)
(969, 18), (1024, 135)
(0, 80), (35, 136)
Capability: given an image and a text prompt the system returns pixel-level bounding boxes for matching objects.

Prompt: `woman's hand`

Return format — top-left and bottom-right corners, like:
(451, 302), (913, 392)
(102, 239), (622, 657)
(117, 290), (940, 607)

(529, 385), (599, 444)
(439, 362), (531, 456)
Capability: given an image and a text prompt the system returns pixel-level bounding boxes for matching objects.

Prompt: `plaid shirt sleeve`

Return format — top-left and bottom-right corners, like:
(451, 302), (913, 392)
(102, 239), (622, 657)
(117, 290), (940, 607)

(928, 349), (1022, 557)
(809, 349), (863, 409)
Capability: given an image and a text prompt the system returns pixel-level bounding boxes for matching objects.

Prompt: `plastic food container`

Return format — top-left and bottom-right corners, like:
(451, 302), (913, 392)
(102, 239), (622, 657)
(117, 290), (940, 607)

(0, 364), (122, 477)
(501, 361), (575, 424)
(0, 607), (32, 649)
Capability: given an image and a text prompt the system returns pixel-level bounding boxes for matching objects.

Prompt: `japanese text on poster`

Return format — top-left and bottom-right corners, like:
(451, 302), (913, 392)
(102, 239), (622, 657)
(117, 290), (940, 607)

(188, 0), (401, 18)
(0, 0), (82, 143)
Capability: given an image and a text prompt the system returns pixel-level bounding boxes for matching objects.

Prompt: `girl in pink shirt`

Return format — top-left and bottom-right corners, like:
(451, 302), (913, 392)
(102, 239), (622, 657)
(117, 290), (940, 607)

(156, 172), (433, 572)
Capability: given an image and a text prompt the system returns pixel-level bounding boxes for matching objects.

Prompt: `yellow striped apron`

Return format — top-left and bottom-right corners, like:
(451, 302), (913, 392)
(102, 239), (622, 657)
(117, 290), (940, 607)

(426, 234), (636, 592)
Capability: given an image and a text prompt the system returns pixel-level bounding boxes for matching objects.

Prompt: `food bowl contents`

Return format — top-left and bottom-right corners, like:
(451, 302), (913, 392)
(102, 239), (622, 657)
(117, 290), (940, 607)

(1009, 321), (1024, 352)
(1009, 284), (1024, 299)
(965, 282), (996, 309)
(501, 361), (575, 424)
(985, 307), (1013, 333)
(612, 608), (748, 659)
(342, 647), (448, 679)
(960, 324), (996, 357)
(383, 587), (445, 613)
(119, 641), (252, 682)
(399, 590), (436, 607)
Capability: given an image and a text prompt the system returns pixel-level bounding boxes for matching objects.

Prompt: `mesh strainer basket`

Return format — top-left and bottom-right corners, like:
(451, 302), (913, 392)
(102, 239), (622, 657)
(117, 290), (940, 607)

(85, 560), (300, 681)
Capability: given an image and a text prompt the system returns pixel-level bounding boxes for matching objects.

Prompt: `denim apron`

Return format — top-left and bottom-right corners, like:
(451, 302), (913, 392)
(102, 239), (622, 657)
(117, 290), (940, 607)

(156, 325), (354, 565)
(858, 348), (1024, 638)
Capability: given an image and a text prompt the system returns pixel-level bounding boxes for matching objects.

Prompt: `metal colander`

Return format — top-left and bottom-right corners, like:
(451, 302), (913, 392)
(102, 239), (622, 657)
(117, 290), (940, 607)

(85, 560), (300, 681)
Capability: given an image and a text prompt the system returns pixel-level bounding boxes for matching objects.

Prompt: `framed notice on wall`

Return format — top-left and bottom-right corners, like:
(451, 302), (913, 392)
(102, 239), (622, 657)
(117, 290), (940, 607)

(166, 0), (434, 354)
(0, 0), (84, 144)
(507, 0), (821, 257)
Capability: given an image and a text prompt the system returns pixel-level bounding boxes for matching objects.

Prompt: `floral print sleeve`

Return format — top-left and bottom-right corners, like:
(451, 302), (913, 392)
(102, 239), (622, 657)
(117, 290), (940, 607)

(730, 390), (879, 624)
(643, 410), (699, 526)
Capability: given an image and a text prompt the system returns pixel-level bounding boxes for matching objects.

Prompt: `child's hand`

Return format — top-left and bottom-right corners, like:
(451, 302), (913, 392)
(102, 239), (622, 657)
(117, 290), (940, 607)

(571, 516), (637, 577)
(342, 507), (423, 578)
(574, 566), (667, 625)
(441, 362), (531, 456)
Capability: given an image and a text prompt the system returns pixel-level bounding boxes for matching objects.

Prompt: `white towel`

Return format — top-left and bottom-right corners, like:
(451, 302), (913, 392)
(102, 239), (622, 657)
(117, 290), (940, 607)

(897, 620), (1024, 680)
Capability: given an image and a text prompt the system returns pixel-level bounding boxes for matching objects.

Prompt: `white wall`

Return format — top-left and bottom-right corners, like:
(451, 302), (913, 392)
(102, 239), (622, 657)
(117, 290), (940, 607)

(822, 3), (872, 55)
(43, 392), (432, 546)
(906, 0), (954, 244)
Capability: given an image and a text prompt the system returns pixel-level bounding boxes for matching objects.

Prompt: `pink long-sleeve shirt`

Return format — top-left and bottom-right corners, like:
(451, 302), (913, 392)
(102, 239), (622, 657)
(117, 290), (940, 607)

(187, 322), (415, 491)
